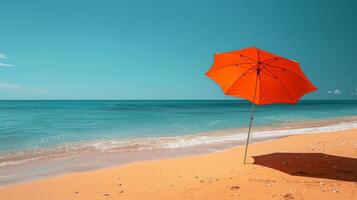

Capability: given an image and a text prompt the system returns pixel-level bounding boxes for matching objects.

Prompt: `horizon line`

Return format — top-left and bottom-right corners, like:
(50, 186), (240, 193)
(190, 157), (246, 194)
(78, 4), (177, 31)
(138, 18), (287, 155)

(0, 99), (356, 101)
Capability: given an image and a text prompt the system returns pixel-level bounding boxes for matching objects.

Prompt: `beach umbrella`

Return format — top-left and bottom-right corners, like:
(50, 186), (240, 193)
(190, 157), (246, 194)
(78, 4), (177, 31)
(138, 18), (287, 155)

(205, 47), (317, 164)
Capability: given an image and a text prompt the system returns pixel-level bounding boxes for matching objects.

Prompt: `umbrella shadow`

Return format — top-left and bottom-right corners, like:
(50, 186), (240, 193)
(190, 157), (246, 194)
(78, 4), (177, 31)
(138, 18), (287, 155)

(252, 153), (357, 182)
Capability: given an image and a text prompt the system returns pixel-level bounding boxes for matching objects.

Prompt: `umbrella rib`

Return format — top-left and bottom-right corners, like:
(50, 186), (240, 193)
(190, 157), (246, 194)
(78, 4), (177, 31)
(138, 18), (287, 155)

(208, 63), (254, 73)
(261, 57), (279, 63)
(256, 48), (262, 104)
(240, 54), (258, 63)
(261, 65), (278, 79)
(262, 67), (296, 103)
(261, 57), (281, 65)
(263, 63), (308, 82)
(225, 64), (258, 94)
(240, 57), (256, 67)
(260, 70), (277, 79)
(258, 70), (261, 105)
(259, 68), (282, 104)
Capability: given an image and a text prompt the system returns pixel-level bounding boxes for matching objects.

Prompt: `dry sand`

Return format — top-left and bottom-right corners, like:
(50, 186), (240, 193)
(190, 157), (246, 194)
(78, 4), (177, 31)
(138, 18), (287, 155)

(0, 129), (356, 200)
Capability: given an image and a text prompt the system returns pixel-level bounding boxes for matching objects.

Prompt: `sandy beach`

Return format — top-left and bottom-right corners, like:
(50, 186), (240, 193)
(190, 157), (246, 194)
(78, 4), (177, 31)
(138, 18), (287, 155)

(2, 0), (357, 199)
(0, 128), (356, 200)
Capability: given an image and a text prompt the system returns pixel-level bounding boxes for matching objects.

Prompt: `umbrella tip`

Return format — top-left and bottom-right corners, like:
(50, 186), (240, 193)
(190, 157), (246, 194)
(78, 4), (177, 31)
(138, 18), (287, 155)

(252, 46), (259, 50)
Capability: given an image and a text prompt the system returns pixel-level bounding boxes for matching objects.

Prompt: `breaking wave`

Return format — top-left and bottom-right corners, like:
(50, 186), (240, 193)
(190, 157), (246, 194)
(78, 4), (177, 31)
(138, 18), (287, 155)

(1, 118), (357, 168)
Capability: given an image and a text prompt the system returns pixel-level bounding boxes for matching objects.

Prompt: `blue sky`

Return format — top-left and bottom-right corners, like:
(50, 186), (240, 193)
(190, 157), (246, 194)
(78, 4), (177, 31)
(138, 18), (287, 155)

(0, 0), (356, 100)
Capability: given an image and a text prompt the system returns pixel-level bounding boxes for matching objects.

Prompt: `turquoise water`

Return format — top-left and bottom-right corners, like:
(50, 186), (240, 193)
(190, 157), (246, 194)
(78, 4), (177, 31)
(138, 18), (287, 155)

(0, 100), (356, 185)
(0, 100), (357, 155)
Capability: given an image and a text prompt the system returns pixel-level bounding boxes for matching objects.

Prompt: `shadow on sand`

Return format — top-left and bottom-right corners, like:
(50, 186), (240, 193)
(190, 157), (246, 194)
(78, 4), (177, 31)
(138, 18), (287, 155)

(252, 153), (357, 182)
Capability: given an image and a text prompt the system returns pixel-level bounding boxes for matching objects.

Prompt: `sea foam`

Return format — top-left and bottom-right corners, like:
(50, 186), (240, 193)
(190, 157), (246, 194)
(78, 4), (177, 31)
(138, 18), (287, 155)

(1, 119), (356, 168)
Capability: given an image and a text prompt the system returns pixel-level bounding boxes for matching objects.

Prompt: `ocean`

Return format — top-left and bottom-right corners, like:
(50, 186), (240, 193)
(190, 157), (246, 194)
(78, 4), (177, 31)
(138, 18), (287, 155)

(0, 100), (357, 184)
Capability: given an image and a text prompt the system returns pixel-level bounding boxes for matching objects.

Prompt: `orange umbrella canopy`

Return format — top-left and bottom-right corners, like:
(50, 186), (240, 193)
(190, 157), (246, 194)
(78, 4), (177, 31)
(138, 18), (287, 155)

(206, 47), (317, 105)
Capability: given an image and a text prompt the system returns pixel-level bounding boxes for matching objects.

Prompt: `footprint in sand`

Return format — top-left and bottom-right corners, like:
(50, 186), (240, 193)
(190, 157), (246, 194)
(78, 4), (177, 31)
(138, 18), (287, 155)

(283, 193), (294, 199)
(230, 186), (240, 190)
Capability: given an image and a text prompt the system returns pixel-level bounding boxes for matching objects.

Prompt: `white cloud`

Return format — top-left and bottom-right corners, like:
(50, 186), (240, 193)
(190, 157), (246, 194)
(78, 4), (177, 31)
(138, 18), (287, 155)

(334, 90), (342, 94)
(0, 62), (14, 67)
(0, 53), (14, 67)
(0, 82), (22, 90)
(327, 89), (342, 95)
(0, 82), (47, 94)
(0, 53), (7, 59)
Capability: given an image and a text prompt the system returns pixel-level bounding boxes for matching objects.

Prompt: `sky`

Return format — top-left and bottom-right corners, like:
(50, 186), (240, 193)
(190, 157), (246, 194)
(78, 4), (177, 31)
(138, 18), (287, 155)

(0, 0), (356, 100)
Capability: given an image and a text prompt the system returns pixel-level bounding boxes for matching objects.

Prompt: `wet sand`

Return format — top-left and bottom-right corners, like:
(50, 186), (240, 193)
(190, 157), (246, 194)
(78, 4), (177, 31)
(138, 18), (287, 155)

(0, 128), (356, 199)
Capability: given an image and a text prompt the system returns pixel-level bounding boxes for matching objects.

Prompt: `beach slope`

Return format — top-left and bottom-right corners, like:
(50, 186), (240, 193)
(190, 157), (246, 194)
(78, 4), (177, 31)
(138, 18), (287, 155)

(1, 129), (356, 200)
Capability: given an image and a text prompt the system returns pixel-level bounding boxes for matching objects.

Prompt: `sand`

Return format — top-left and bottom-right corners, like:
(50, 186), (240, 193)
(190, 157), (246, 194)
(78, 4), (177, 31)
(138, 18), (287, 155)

(0, 129), (356, 200)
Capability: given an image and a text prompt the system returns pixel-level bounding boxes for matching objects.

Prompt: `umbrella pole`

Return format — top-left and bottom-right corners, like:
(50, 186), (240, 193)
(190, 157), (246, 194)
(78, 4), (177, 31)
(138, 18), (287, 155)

(243, 102), (255, 164)
(243, 68), (259, 164)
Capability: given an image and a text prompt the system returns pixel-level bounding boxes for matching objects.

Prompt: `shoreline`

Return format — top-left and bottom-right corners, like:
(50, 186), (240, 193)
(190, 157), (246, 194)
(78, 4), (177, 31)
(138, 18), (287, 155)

(0, 128), (356, 199)
(1, 116), (357, 186)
